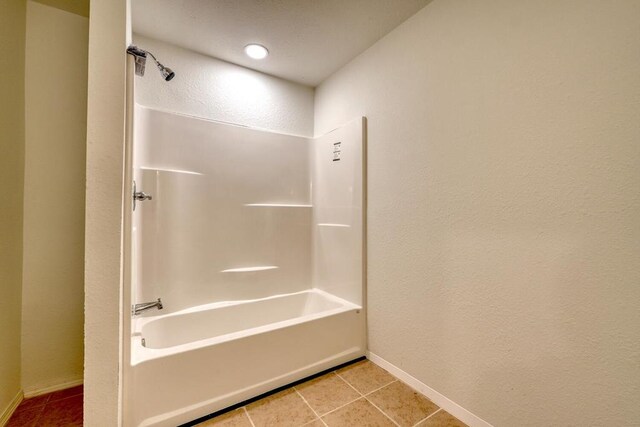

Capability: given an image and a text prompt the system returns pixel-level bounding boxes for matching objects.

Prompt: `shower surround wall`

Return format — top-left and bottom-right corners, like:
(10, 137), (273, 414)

(133, 106), (312, 310)
(127, 107), (365, 427)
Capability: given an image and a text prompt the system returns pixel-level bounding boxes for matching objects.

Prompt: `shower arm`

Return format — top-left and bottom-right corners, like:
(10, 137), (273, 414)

(145, 50), (163, 71)
(145, 50), (159, 64)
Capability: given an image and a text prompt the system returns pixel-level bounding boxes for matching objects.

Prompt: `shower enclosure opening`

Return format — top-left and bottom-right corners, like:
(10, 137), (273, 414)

(124, 103), (366, 426)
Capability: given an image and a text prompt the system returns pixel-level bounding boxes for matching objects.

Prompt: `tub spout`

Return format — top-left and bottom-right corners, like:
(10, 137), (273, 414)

(132, 298), (163, 316)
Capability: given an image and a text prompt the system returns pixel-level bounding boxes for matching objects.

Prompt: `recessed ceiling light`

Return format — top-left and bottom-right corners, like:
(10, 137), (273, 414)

(244, 44), (269, 60)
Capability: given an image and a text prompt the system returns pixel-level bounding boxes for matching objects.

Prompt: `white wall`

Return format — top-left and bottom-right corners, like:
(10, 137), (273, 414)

(315, 1), (640, 426)
(22, 0), (88, 395)
(0, 0), (26, 418)
(132, 108), (366, 314)
(85, 0), (128, 424)
(132, 35), (314, 137)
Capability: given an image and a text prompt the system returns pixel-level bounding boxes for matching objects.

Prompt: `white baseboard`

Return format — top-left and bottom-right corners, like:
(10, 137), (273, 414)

(0, 390), (23, 427)
(367, 352), (493, 427)
(23, 378), (83, 398)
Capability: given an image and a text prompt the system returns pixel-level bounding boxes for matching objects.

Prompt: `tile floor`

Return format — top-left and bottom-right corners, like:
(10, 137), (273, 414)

(7, 385), (83, 427)
(5, 361), (467, 426)
(193, 359), (468, 427)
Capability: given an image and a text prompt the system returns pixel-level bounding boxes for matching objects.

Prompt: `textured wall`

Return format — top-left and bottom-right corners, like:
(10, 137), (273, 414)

(85, 0), (128, 424)
(315, 1), (640, 425)
(0, 0), (26, 417)
(132, 35), (315, 137)
(22, 0), (88, 394)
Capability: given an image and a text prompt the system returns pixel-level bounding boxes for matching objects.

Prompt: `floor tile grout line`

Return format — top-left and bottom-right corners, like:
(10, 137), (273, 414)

(337, 369), (442, 427)
(302, 378), (400, 427)
(14, 403), (47, 413)
(294, 387), (328, 427)
(48, 393), (84, 404)
(315, 395), (364, 418)
(336, 373), (400, 397)
(364, 396), (402, 427)
(364, 379), (399, 397)
(411, 408), (442, 427)
(191, 364), (443, 427)
(31, 403), (46, 427)
(243, 406), (256, 427)
(333, 372), (365, 397)
(333, 369), (404, 425)
(334, 370), (398, 398)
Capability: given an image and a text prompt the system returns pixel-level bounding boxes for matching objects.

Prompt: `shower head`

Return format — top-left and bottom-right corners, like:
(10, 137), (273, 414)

(157, 63), (175, 81)
(126, 45), (175, 81)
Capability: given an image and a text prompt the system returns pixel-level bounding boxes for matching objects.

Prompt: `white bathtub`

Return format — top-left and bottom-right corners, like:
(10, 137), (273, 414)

(126, 289), (365, 427)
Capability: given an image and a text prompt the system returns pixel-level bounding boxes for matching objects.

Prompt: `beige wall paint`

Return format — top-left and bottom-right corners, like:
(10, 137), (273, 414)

(22, 0), (88, 394)
(315, 1), (640, 426)
(85, 0), (128, 424)
(32, 0), (89, 17)
(0, 0), (26, 416)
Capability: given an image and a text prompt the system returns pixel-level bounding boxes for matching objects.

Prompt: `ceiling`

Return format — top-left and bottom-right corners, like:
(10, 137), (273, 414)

(131, 0), (430, 87)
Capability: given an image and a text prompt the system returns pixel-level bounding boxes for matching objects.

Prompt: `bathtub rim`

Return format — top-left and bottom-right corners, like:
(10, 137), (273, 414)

(131, 288), (361, 364)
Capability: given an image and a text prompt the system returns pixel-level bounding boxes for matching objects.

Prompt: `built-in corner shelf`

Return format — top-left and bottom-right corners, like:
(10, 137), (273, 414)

(317, 223), (351, 228)
(140, 166), (203, 176)
(244, 203), (312, 208)
(221, 266), (279, 273)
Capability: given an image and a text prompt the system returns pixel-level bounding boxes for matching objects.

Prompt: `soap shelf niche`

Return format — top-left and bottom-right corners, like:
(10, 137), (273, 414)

(244, 203), (312, 208)
(221, 266), (279, 273)
(140, 166), (203, 175)
(317, 223), (351, 228)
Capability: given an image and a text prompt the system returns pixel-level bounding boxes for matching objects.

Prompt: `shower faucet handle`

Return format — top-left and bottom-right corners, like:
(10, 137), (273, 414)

(134, 191), (153, 201)
(132, 180), (152, 211)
